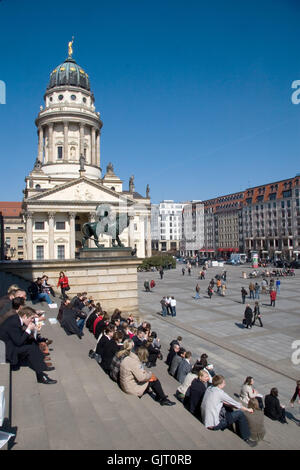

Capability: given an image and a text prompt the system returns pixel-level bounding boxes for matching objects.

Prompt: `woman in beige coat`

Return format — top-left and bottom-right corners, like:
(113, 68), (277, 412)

(119, 348), (175, 406)
(240, 376), (263, 410)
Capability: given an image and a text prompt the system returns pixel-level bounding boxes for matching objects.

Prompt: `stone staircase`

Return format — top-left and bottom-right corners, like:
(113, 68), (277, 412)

(0, 276), (299, 450)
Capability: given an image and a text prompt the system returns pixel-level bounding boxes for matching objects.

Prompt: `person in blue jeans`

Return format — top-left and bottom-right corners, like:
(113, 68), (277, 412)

(276, 278), (280, 294)
(170, 297), (176, 317)
(254, 283), (260, 299)
(160, 297), (167, 317)
(31, 278), (53, 305)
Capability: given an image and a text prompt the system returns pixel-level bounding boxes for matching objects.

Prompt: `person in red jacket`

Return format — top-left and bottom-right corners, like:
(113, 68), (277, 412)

(270, 289), (276, 307)
(57, 271), (69, 300)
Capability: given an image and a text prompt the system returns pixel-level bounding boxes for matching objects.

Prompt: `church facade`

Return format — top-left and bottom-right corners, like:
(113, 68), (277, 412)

(22, 47), (151, 260)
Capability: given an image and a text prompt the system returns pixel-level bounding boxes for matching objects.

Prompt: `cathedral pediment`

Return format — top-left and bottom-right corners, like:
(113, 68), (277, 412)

(26, 177), (133, 205)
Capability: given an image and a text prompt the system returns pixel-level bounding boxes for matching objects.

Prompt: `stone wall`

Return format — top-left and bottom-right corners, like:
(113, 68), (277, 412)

(0, 257), (141, 314)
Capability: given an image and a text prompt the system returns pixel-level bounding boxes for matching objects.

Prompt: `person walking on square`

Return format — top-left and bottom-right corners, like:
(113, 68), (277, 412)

(188, 266), (191, 276)
(276, 278), (281, 294)
(182, 267), (185, 276)
(270, 289), (276, 307)
(57, 271), (70, 300)
(195, 283), (200, 299)
(207, 285), (213, 299)
(244, 304), (253, 329)
(254, 282), (260, 300)
(252, 302), (263, 327)
(241, 287), (248, 304)
(249, 282), (255, 299)
(221, 283), (226, 297)
(216, 279), (222, 295)
(159, 267), (164, 280)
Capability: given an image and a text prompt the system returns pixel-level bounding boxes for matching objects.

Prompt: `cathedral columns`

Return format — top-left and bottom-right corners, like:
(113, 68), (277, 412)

(128, 216), (135, 250)
(48, 123), (54, 163)
(64, 121), (69, 161)
(88, 212), (96, 248)
(96, 131), (100, 168)
(25, 212), (33, 260)
(80, 123), (85, 158)
(69, 212), (76, 258)
(48, 212), (55, 259)
(91, 126), (96, 166)
(38, 126), (44, 162)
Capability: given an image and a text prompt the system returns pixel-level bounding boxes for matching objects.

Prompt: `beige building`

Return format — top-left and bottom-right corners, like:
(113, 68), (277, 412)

(22, 46), (151, 260)
(0, 202), (26, 260)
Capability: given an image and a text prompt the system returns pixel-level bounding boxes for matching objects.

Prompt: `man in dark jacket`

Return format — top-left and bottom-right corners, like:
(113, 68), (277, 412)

(95, 325), (115, 358)
(264, 388), (287, 423)
(0, 311), (56, 384)
(166, 343), (180, 366)
(190, 370), (210, 418)
(61, 298), (87, 339)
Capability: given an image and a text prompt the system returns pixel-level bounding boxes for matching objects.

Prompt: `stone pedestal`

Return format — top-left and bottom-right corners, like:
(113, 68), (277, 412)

(79, 247), (133, 259)
(0, 255), (141, 314)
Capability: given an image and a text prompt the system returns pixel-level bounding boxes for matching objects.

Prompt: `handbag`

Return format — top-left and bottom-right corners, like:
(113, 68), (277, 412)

(242, 318), (247, 325)
(64, 285), (70, 291)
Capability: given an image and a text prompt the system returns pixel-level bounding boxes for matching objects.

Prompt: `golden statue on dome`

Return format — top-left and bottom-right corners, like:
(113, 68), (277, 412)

(68, 36), (74, 57)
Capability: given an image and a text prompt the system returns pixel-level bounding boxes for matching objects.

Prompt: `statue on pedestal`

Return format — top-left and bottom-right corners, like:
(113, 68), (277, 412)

(82, 206), (130, 248)
(146, 184), (150, 198)
(129, 175), (135, 193)
(79, 154), (86, 171)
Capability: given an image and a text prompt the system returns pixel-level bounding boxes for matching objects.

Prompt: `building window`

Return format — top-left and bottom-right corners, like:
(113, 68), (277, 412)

(57, 146), (63, 159)
(5, 237), (10, 247)
(56, 221), (65, 230)
(71, 94), (76, 101)
(57, 245), (65, 260)
(75, 224), (81, 232)
(17, 237), (23, 248)
(35, 221), (45, 230)
(283, 190), (292, 198)
(36, 245), (44, 260)
(58, 94), (64, 101)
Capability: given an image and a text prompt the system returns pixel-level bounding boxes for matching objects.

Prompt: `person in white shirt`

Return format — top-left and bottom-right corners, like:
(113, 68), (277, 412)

(201, 375), (257, 447)
(165, 296), (172, 315)
(170, 297), (177, 317)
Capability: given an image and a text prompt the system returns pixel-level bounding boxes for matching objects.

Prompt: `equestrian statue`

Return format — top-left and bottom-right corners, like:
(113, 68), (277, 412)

(82, 208), (130, 248)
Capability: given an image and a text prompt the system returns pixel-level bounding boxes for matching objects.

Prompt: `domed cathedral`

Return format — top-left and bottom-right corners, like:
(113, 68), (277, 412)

(22, 41), (151, 261)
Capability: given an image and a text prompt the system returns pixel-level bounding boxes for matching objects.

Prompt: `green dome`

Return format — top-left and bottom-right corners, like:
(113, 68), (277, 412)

(48, 57), (90, 91)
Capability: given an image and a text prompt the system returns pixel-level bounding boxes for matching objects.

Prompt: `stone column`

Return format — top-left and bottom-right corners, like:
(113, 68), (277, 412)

(80, 123), (85, 158)
(128, 215), (135, 249)
(48, 212), (55, 259)
(25, 212), (33, 260)
(69, 212), (76, 259)
(146, 214), (152, 257)
(38, 126), (44, 162)
(48, 123), (54, 163)
(91, 126), (96, 166)
(96, 130), (100, 168)
(64, 121), (69, 161)
(88, 212), (96, 248)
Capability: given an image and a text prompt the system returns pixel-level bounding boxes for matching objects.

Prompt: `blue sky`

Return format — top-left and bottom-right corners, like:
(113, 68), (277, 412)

(0, 0), (300, 203)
